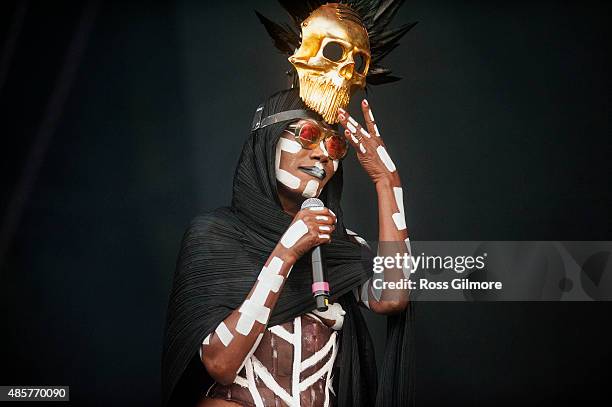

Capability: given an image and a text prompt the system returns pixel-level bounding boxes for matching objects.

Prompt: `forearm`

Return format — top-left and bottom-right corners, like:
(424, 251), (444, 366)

(370, 174), (411, 309)
(200, 242), (296, 384)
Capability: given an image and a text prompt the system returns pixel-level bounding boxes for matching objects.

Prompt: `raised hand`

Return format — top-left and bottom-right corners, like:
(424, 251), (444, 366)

(338, 100), (399, 185)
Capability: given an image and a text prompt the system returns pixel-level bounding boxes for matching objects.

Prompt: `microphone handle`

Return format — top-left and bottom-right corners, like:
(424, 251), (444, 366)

(311, 246), (329, 311)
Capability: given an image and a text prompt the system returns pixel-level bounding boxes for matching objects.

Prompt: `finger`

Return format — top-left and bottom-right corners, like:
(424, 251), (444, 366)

(313, 214), (336, 225)
(338, 109), (369, 154)
(306, 206), (337, 222)
(318, 234), (332, 243)
(361, 99), (381, 137)
(318, 224), (334, 234)
(339, 108), (372, 146)
(343, 109), (372, 141)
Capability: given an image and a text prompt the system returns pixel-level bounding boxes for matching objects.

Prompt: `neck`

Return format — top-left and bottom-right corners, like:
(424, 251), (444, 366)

(278, 191), (303, 217)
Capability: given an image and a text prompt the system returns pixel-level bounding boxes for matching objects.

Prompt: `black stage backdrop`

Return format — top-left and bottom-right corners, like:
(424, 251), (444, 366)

(1, 0), (611, 406)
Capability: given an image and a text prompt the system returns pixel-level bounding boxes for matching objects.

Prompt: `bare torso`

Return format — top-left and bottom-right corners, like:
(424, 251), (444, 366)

(201, 311), (341, 407)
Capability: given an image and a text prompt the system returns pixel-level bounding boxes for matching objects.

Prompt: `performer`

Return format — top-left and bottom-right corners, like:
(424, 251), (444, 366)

(163, 2), (416, 406)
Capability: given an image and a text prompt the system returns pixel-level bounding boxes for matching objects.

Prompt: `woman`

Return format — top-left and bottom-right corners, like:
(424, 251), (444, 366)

(162, 88), (414, 407)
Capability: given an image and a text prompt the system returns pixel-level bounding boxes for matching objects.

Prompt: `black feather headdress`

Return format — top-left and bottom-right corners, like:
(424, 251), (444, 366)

(256, 0), (417, 86)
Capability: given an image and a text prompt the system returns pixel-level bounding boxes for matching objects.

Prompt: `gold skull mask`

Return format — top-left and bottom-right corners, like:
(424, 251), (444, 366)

(289, 4), (371, 124)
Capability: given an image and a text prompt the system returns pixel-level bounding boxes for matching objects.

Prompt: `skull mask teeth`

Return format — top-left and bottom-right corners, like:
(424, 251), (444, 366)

(289, 4), (371, 124)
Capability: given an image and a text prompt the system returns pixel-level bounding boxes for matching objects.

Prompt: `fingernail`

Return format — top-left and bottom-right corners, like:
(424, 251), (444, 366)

(338, 114), (345, 121)
(309, 207), (325, 212)
(338, 107), (346, 114)
(363, 99), (368, 106)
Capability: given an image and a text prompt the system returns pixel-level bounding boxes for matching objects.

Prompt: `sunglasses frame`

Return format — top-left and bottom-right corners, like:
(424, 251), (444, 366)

(286, 119), (349, 160)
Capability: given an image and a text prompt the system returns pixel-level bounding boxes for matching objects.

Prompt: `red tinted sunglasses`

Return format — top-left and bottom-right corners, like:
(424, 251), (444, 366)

(287, 119), (349, 160)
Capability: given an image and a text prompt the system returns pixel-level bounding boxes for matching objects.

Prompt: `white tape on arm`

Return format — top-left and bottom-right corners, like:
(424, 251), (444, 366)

(391, 187), (407, 231)
(376, 146), (396, 172)
(215, 322), (234, 347)
(280, 220), (308, 248)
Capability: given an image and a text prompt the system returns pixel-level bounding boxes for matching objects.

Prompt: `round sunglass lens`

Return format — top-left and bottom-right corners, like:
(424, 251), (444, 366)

(298, 122), (321, 149)
(325, 136), (348, 159)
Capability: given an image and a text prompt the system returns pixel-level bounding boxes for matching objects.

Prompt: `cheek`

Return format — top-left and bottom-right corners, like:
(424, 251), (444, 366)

(275, 139), (303, 189)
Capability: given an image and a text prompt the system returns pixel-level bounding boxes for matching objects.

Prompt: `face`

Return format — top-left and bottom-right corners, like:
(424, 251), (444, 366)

(275, 121), (340, 200)
(288, 3), (371, 124)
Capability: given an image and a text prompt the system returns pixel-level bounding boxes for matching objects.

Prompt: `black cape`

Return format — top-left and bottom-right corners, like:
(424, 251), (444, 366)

(162, 89), (414, 407)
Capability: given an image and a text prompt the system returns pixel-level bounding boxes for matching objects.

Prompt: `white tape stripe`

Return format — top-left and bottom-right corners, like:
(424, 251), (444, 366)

(240, 299), (270, 323)
(302, 179), (319, 198)
(233, 375), (249, 388)
(292, 316), (302, 406)
(319, 225), (331, 231)
(368, 109), (375, 122)
(301, 332), (336, 371)
(316, 216), (329, 221)
(245, 358), (264, 407)
(392, 213), (407, 230)
(236, 332), (264, 374)
(360, 127), (371, 138)
(306, 312), (323, 324)
(318, 234), (330, 239)
(269, 325), (294, 344)
(299, 337), (338, 391)
(345, 228), (357, 236)
(350, 133), (359, 143)
(281, 220), (308, 248)
(215, 322), (234, 347)
(405, 237), (412, 254)
(348, 116), (358, 126)
(309, 207), (325, 212)
(354, 235), (369, 247)
(333, 159), (338, 171)
(279, 138), (302, 153)
(236, 316), (256, 336)
(347, 122), (357, 133)
(392, 186), (407, 230)
(319, 141), (329, 157)
(252, 355), (296, 406)
(376, 146), (396, 172)
(249, 283), (273, 307)
(203, 334), (211, 345)
(374, 124), (381, 137)
(259, 267), (284, 290)
(359, 143), (366, 154)
(276, 169), (301, 189)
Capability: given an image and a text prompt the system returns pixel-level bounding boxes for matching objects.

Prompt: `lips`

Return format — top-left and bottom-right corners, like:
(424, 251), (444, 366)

(298, 166), (326, 180)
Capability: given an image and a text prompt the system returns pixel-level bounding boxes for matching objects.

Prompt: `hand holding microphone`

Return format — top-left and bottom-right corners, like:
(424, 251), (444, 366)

(280, 198), (335, 311)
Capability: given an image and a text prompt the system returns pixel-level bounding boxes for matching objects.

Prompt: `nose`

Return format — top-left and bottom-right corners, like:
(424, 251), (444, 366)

(339, 62), (355, 80)
(310, 142), (330, 163)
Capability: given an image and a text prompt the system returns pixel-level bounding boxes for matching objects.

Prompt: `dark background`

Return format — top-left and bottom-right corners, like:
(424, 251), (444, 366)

(1, 0), (611, 405)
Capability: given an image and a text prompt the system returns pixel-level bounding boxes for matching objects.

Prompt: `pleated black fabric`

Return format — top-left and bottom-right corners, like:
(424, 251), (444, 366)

(162, 88), (414, 407)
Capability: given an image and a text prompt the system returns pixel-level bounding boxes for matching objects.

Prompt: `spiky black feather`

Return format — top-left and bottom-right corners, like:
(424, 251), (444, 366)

(256, 0), (416, 86)
(255, 11), (300, 55)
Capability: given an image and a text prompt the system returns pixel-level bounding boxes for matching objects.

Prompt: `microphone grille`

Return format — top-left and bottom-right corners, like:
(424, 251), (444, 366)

(301, 197), (324, 210)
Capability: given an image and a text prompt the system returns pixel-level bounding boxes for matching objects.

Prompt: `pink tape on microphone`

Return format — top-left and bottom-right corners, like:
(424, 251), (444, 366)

(311, 282), (330, 293)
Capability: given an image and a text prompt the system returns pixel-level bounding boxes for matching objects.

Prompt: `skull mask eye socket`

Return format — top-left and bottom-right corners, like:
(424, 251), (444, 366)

(322, 41), (345, 62)
(354, 53), (367, 74)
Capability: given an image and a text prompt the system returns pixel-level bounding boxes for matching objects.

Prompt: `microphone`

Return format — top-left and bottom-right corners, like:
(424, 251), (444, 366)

(301, 197), (330, 311)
